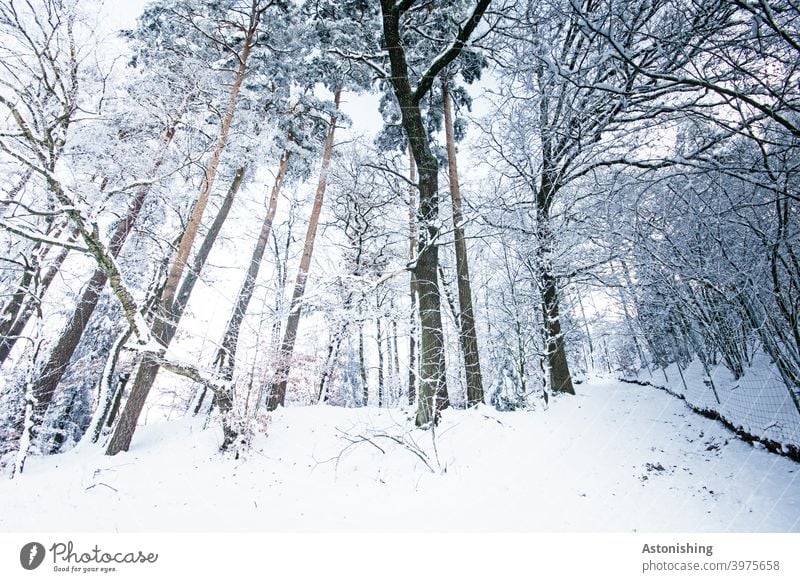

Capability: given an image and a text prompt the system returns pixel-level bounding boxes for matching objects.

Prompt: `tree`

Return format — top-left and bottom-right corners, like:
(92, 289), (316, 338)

(479, 0), (736, 395)
(0, 0), (84, 369)
(317, 141), (404, 406)
(266, 87), (341, 410)
(27, 100), (186, 430)
(407, 144), (418, 405)
(106, 0), (291, 454)
(377, 0), (495, 426)
(441, 71), (485, 406)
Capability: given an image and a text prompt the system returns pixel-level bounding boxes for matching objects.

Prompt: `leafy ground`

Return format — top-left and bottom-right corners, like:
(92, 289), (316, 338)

(1, 377), (798, 531)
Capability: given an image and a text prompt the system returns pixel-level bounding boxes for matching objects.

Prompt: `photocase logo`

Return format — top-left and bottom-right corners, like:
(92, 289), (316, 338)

(20, 542), (46, 570)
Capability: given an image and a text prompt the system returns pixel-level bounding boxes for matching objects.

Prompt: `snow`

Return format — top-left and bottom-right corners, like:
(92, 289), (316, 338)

(634, 354), (800, 450)
(1, 377), (797, 532)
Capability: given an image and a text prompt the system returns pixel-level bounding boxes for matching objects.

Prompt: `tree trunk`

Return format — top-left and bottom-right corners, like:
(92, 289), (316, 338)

(572, 285), (596, 370)
(442, 74), (484, 406)
(159, 28), (254, 313)
(210, 149), (290, 449)
(0, 239), (73, 365)
(541, 272), (575, 394)
(407, 144), (418, 406)
(317, 291), (356, 403)
(376, 315), (385, 407)
(81, 328), (131, 445)
(379, 0), (493, 425)
(105, 166), (246, 455)
(409, 132), (449, 425)
(317, 327), (344, 403)
(537, 213), (575, 395)
(214, 149), (291, 381)
(0, 258), (36, 350)
(391, 315), (400, 376)
(265, 87), (341, 410)
(359, 315), (368, 406)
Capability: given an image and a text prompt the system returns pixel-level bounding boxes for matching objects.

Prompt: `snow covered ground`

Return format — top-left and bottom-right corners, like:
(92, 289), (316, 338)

(1, 377), (798, 532)
(632, 355), (800, 452)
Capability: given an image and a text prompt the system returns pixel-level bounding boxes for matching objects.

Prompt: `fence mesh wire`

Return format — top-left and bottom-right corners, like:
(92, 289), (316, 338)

(632, 352), (800, 456)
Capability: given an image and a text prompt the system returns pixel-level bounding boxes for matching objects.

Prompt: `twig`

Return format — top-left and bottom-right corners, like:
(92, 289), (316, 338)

(85, 482), (118, 493)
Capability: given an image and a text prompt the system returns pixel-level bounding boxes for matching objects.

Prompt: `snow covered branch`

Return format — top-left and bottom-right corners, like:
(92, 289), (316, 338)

(412, 0), (493, 104)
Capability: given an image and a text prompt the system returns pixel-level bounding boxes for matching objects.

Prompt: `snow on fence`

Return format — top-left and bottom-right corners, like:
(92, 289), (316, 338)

(626, 352), (800, 461)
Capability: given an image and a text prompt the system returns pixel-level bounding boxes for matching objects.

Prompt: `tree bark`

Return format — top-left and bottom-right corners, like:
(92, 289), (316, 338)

(359, 316), (367, 406)
(540, 268), (575, 394)
(317, 325), (343, 403)
(265, 88), (341, 410)
(407, 144), (418, 406)
(536, 180), (575, 395)
(391, 315), (400, 376)
(376, 315), (385, 407)
(317, 290), (357, 403)
(442, 73), (485, 406)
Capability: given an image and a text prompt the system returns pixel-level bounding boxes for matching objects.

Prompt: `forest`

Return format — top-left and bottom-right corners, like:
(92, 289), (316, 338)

(0, 0), (798, 531)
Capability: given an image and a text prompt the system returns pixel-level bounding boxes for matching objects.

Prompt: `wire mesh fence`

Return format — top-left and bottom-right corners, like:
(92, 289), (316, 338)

(629, 352), (800, 459)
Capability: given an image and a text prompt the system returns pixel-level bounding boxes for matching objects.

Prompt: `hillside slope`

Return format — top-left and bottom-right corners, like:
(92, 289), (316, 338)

(1, 377), (798, 532)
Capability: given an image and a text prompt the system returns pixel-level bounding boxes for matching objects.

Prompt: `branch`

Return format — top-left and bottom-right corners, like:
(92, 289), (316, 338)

(158, 355), (231, 395)
(396, 0), (418, 15)
(0, 198), (63, 217)
(372, 266), (411, 289)
(412, 0), (493, 104)
(328, 48), (389, 79)
(362, 162), (419, 187)
(574, 8), (800, 138)
(0, 220), (89, 252)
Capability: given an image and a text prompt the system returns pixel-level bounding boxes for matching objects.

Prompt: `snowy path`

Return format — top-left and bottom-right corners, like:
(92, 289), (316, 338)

(1, 377), (798, 531)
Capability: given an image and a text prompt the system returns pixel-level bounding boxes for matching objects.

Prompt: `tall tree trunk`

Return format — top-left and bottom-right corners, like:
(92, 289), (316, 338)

(265, 88), (341, 410)
(359, 314), (368, 406)
(317, 290), (356, 403)
(536, 182), (575, 395)
(540, 268), (574, 394)
(442, 74), (484, 406)
(317, 326), (344, 403)
(105, 166), (246, 455)
(391, 315), (400, 376)
(572, 285), (596, 370)
(25, 108), (184, 421)
(378, 0), (496, 425)
(211, 150), (290, 449)
(407, 145), (418, 406)
(105, 23), (253, 446)
(81, 328), (131, 445)
(214, 149), (291, 382)
(159, 29), (254, 314)
(376, 315), (385, 407)
(407, 120), (449, 426)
